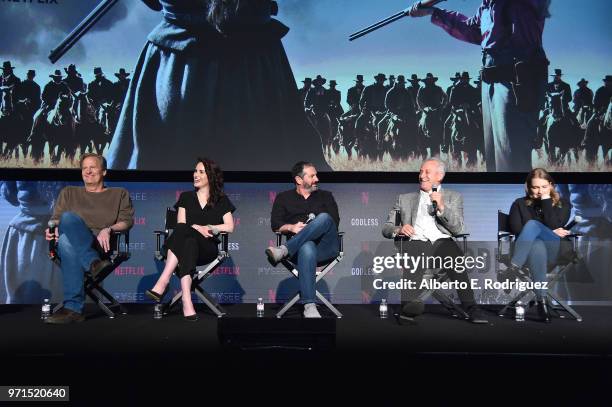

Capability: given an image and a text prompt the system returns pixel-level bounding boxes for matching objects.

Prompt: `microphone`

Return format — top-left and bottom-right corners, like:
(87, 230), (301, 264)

(48, 220), (57, 258)
(431, 185), (439, 213)
(564, 215), (583, 230)
(305, 213), (316, 224)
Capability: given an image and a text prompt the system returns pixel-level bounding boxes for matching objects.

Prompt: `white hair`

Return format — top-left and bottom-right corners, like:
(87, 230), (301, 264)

(423, 157), (446, 176)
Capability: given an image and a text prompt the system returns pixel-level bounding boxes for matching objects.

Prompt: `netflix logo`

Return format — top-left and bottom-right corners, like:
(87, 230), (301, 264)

(114, 266), (145, 276)
(213, 266), (240, 276)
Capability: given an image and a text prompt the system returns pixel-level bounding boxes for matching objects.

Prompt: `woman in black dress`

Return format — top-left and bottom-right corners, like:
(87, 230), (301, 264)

(146, 157), (235, 321)
(505, 168), (571, 322)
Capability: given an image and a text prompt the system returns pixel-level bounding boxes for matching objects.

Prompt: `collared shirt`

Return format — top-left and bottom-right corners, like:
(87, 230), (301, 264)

(411, 188), (450, 242)
(270, 189), (339, 232)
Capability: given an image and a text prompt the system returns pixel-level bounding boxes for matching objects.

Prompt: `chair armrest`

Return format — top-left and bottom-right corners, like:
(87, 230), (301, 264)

(566, 233), (583, 239)
(453, 233), (470, 239)
(498, 232), (514, 239)
(153, 230), (169, 261)
(112, 231), (130, 256)
(219, 232), (229, 254)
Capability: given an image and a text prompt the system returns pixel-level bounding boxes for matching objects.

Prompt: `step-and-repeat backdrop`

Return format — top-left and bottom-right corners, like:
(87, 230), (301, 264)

(1, 180), (610, 305)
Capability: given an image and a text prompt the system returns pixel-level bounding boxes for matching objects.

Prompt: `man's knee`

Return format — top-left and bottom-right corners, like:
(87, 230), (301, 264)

(313, 212), (333, 226)
(60, 211), (83, 228)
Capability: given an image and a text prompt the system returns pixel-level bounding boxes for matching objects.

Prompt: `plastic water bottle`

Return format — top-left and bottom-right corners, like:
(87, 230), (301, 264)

(256, 298), (265, 318)
(515, 301), (525, 322)
(153, 304), (163, 320)
(379, 299), (388, 319)
(41, 299), (51, 320)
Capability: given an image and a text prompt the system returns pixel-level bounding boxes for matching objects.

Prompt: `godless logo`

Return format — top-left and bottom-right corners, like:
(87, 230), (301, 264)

(350, 218), (379, 226)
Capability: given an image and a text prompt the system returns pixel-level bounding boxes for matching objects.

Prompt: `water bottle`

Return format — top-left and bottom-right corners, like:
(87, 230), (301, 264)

(515, 301), (525, 322)
(256, 298), (264, 318)
(379, 299), (388, 319)
(153, 303), (163, 320)
(41, 299), (51, 320)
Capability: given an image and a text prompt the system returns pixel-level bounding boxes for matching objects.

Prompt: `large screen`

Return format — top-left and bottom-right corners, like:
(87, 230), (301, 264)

(0, 0), (610, 172)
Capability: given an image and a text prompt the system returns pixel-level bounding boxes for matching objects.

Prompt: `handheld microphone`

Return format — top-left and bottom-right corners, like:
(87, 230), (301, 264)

(564, 215), (583, 230)
(48, 220), (57, 258)
(305, 213), (316, 224)
(431, 185), (438, 213)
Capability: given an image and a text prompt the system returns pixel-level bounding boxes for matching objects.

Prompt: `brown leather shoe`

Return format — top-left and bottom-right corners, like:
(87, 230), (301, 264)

(45, 307), (85, 324)
(89, 259), (112, 279)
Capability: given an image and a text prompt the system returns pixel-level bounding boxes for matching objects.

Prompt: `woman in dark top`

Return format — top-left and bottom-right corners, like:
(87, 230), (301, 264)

(506, 168), (571, 322)
(146, 158), (235, 321)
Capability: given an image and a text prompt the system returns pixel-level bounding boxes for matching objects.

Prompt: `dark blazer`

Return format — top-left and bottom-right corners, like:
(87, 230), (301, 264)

(508, 196), (573, 263)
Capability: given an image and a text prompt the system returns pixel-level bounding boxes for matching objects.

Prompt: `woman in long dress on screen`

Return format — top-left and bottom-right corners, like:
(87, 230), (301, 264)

(0, 181), (65, 303)
(107, 0), (330, 171)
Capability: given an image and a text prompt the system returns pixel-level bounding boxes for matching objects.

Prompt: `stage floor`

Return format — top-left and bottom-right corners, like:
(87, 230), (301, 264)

(1, 303), (610, 402)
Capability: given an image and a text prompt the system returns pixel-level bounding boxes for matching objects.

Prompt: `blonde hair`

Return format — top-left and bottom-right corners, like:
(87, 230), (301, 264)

(524, 168), (561, 207)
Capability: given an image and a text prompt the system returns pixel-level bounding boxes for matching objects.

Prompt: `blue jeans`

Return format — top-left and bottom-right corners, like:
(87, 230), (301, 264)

(57, 212), (100, 313)
(285, 213), (339, 304)
(511, 220), (560, 299)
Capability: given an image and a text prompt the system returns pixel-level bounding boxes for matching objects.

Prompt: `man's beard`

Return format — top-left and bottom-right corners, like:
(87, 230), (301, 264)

(304, 183), (318, 192)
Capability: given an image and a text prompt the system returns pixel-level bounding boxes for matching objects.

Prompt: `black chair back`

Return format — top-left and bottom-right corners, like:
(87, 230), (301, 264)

(164, 207), (177, 231)
(498, 211), (510, 234)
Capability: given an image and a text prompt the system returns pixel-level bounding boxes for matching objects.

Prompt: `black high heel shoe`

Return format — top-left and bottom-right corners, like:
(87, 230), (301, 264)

(183, 313), (199, 322)
(536, 300), (551, 323)
(145, 286), (168, 303)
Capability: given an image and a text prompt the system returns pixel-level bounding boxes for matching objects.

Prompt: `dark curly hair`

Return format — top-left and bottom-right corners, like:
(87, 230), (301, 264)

(195, 157), (225, 206)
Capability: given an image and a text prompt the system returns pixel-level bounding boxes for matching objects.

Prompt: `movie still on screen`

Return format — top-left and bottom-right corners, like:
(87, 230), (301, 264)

(0, 0), (609, 172)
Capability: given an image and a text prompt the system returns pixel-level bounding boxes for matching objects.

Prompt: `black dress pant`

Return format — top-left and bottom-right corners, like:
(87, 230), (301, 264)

(165, 223), (218, 278)
(399, 238), (475, 307)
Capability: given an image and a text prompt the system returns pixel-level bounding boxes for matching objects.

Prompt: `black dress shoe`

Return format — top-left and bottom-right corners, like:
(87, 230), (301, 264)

(45, 307), (85, 324)
(536, 300), (551, 323)
(145, 287), (167, 303)
(183, 314), (199, 322)
(466, 305), (489, 324)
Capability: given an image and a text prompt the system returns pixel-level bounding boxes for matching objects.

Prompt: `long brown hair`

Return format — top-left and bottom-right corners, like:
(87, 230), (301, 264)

(195, 157), (225, 206)
(524, 168), (562, 207)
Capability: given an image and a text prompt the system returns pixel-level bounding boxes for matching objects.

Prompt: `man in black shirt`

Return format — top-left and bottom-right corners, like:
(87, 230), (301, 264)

(266, 161), (340, 318)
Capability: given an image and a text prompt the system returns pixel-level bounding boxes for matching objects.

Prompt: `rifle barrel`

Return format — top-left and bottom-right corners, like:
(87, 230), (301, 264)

(349, 0), (447, 41)
(49, 0), (119, 64)
(349, 9), (407, 41)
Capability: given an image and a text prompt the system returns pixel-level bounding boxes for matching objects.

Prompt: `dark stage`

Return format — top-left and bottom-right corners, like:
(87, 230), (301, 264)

(1, 303), (610, 403)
